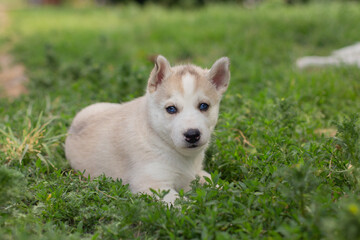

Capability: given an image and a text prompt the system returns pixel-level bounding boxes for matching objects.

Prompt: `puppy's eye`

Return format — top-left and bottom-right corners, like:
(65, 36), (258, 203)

(166, 106), (177, 114)
(199, 103), (209, 112)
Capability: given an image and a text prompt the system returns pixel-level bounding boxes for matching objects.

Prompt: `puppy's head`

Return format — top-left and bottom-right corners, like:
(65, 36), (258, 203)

(146, 55), (230, 155)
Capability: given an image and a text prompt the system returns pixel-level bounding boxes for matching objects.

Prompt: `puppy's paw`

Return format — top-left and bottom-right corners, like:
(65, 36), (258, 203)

(198, 170), (212, 185)
(149, 188), (179, 206)
(162, 190), (178, 205)
(197, 171), (221, 188)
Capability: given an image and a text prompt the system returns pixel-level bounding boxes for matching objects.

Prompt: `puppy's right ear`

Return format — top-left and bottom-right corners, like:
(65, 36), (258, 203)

(147, 55), (171, 93)
(208, 57), (230, 95)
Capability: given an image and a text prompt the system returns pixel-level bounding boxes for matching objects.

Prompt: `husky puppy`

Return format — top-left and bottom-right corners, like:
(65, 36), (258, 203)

(65, 55), (230, 203)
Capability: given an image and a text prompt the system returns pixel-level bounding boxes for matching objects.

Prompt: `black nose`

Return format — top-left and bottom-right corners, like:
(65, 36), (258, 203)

(184, 129), (201, 144)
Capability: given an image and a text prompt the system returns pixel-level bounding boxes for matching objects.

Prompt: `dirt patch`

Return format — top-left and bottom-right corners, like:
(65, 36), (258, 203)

(314, 128), (337, 138)
(0, 4), (28, 99)
(0, 54), (28, 98)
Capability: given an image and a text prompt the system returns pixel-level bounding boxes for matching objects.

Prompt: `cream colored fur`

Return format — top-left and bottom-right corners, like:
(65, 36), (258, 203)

(65, 55), (230, 204)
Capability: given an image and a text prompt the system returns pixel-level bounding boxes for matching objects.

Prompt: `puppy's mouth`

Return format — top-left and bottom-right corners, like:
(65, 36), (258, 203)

(187, 144), (199, 149)
(184, 142), (206, 149)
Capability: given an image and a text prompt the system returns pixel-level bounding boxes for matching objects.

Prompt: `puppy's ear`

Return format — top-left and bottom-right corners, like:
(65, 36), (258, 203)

(208, 57), (230, 94)
(147, 55), (171, 93)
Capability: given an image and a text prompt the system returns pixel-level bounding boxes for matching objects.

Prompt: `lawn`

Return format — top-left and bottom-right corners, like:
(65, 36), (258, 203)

(1, 2), (360, 239)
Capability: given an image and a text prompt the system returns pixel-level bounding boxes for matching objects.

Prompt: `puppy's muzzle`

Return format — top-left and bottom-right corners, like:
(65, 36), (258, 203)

(184, 129), (201, 144)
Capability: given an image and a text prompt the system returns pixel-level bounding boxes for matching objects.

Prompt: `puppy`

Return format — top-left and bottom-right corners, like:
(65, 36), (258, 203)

(65, 55), (230, 203)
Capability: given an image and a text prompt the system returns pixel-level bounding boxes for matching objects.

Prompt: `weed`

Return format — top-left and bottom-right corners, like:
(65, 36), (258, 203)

(0, 110), (64, 170)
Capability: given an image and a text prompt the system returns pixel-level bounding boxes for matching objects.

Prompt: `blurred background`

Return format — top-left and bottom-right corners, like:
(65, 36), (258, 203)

(5, 0), (360, 7)
(1, 0), (305, 7)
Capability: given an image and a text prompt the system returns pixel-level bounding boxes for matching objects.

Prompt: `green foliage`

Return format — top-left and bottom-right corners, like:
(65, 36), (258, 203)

(333, 114), (360, 165)
(0, 166), (26, 208)
(1, 2), (360, 239)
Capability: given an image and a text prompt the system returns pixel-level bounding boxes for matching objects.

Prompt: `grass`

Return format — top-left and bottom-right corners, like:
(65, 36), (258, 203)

(1, 1), (360, 239)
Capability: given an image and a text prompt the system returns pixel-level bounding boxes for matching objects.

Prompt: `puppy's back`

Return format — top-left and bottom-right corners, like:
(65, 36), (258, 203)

(65, 102), (131, 177)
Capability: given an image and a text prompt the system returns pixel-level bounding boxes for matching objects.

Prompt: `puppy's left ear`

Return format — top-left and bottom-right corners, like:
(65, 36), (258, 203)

(208, 57), (230, 94)
(147, 55), (171, 93)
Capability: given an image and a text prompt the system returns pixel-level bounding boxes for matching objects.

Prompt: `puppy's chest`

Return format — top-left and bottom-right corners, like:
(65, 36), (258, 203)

(144, 160), (197, 191)
(172, 170), (196, 192)
(166, 160), (200, 192)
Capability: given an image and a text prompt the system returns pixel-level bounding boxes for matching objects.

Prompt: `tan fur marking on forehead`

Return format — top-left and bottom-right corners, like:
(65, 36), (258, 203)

(156, 71), (184, 99)
(173, 65), (205, 97)
(175, 65), (201, 78)
(173, 65), (220, 101)
(154, 64), (220, 102)
(161, 65), (201, 97)
(177, 65), (220, 101)
(195, 75), (220, 103)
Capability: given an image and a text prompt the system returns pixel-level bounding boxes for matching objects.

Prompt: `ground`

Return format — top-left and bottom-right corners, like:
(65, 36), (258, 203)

(0, 2), (360, 239)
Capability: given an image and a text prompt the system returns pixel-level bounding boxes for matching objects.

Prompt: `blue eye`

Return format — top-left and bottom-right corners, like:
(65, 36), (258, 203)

(199, 103), (209, 111)
(166, 106), (177, 114)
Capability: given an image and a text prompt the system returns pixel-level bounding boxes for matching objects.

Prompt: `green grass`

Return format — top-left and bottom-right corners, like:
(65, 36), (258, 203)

(1, 2), (360, 239)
